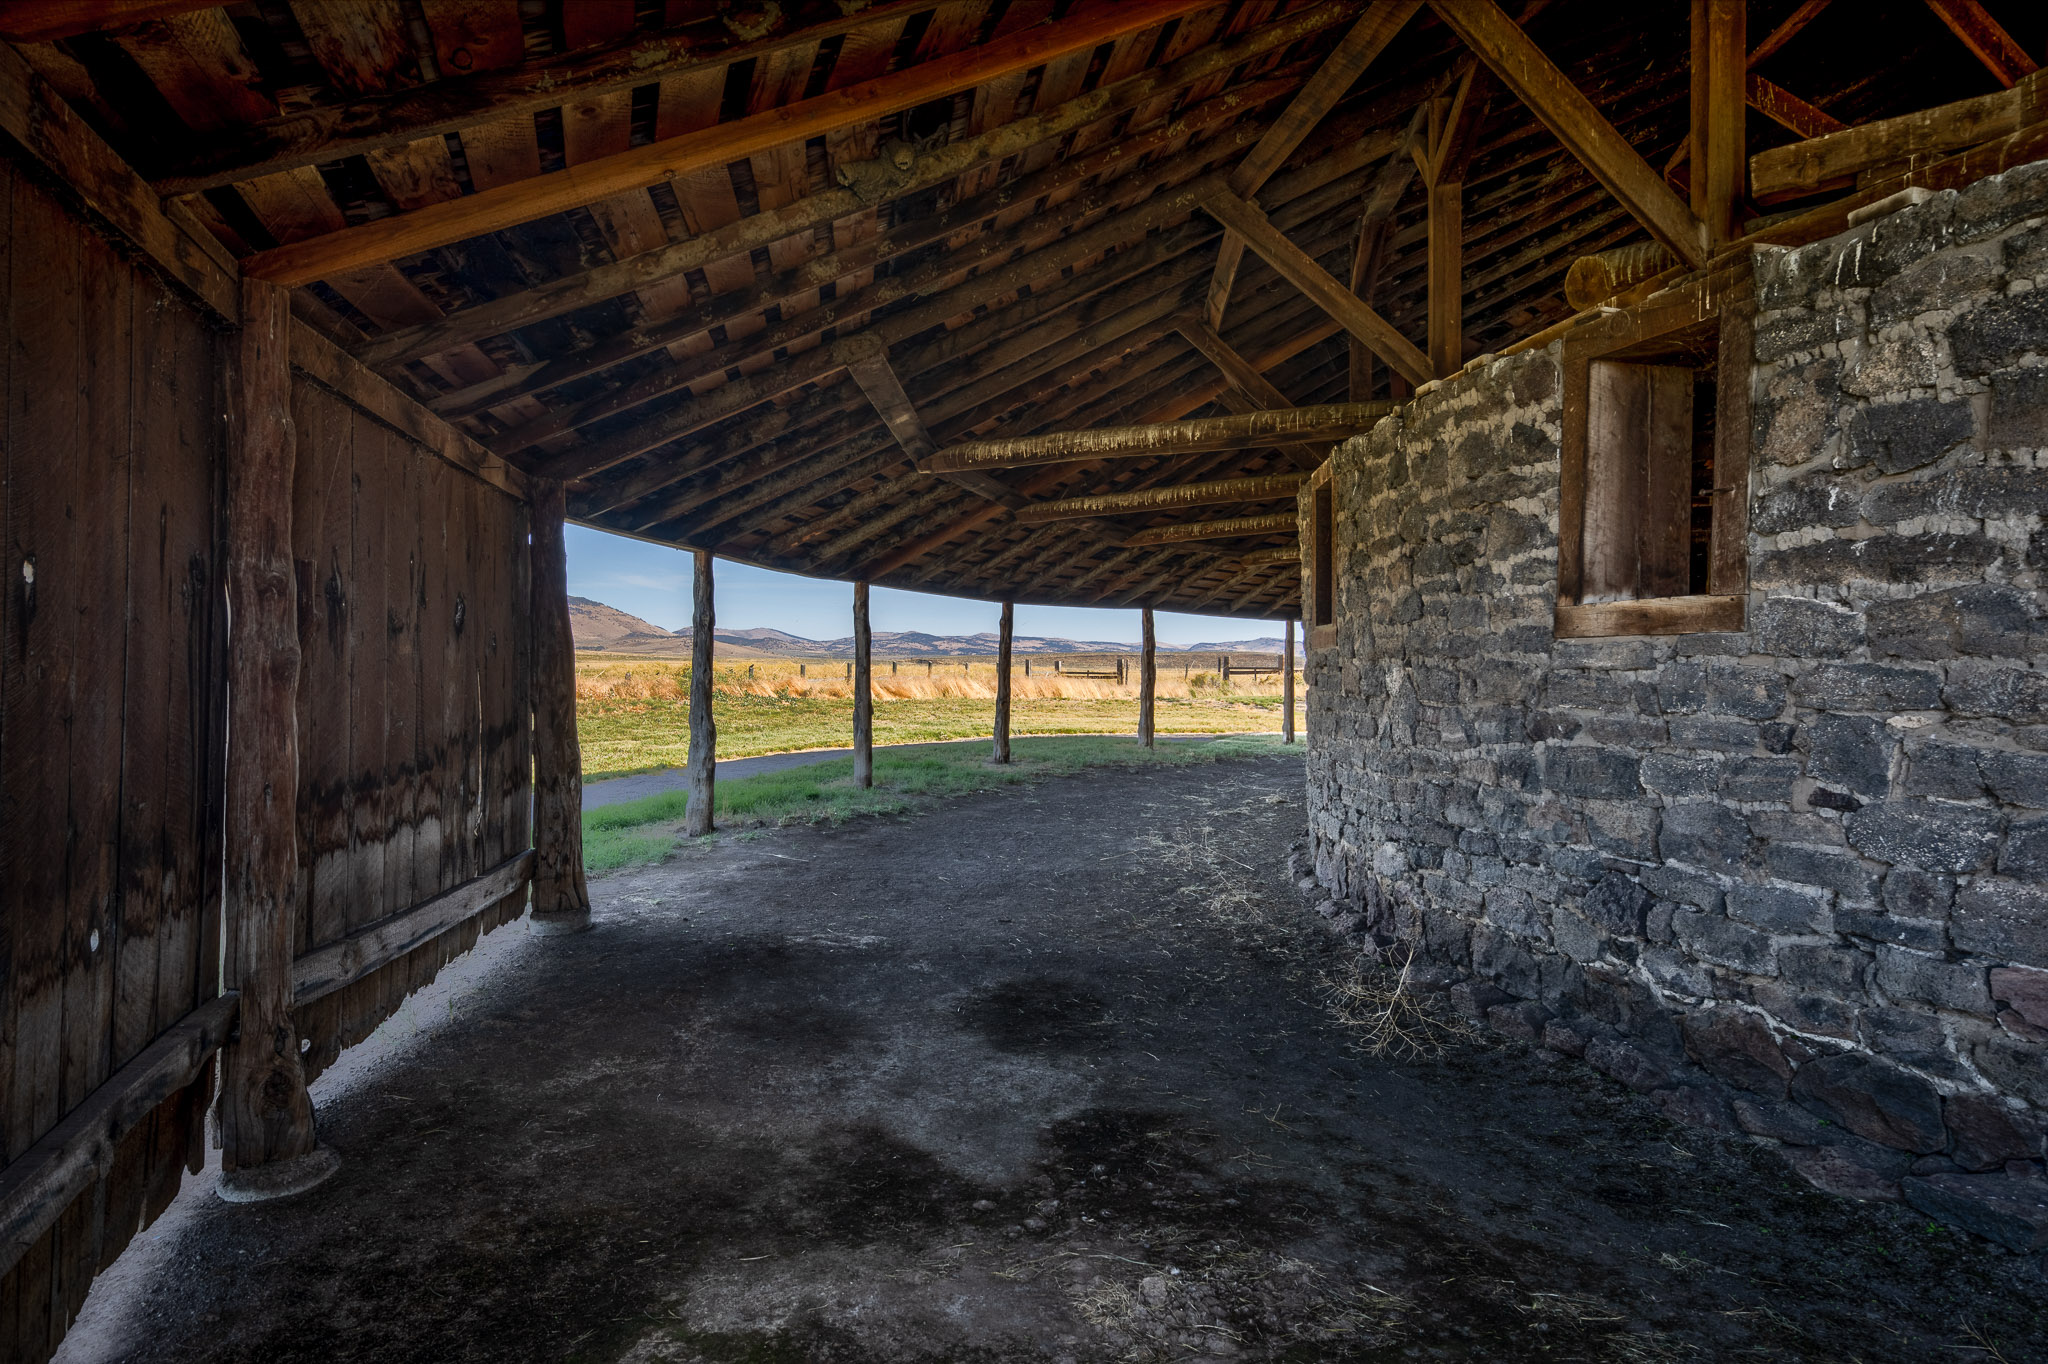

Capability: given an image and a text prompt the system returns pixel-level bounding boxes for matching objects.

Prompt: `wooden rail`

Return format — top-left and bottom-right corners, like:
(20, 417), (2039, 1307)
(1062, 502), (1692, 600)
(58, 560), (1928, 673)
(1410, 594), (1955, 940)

(292, 852), (535, 1006)
(0, 993), (240, 1279)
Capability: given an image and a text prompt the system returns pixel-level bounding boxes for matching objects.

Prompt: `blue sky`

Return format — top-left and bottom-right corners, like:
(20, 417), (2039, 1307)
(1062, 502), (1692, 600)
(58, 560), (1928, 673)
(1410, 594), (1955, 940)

(566, 524), (1286, 647)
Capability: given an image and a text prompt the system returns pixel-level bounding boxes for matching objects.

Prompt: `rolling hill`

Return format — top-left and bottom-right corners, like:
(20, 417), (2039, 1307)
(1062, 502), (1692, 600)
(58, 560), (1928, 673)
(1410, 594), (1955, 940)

(568, 597), (1298, 658)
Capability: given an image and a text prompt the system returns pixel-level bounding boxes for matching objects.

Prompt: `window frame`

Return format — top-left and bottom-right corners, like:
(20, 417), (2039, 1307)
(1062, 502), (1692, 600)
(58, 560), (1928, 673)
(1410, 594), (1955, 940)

(1303, 461), (1338, 652)
(1556, 260), (1754, 639)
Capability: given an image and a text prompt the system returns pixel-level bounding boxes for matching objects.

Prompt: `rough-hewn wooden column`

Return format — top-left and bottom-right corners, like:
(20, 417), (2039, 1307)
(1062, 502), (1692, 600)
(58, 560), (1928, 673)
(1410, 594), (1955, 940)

(993, 600), (1014, 764)
(1138, 607), (1157, 749)
(530, 479), (592, 934)
(217, 278), (334, 1202)
(1693, 0), (1746, 246)
(853, 581), (873, 788)
(685, 550), (716, 835)
(1284, 619), (1297, 744)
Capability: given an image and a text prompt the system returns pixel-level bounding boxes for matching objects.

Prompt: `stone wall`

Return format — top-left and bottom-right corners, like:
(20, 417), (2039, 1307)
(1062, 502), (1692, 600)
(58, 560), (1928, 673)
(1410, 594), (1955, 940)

(1304, 163), (2048, 1248)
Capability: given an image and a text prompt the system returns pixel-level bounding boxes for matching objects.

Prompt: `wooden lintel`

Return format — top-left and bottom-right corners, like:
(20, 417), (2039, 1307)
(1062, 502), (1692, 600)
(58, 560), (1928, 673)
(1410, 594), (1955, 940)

(928, 403), (1396, 473)
(1205, 0), (1423, 327)
(238, 1), (1212, 286)
(1015, 474), (1308, 524)
(291, 853), (534, 1006)
(1200, 189), (1434, 387)
(1428, 0), (1708, 268)
(1124, 513), (1298, 547)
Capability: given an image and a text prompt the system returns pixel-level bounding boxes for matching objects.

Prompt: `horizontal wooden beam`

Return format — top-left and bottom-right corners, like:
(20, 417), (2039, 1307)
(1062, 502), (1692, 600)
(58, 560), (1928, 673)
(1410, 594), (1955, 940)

(1427, 0), (1707, 268)
(406, 77), (1288, 390)
(1237, 544), (1303, 566)
(290, 324), (530, 501)
(928, 403), (1395, 473)
(0, 992), (239, 1280)
(1742, 110), (2048, 248)
(150, 1), (936, 194)
(1124, 513), (1297, 547)
(534, 187), (1222, 481)
(1015, 474), (1308, 524)
(0, 39), (237, 321)
(1137, 320), (1344, 424)
(1555, 594), (1745, 639)
(0, 1), (218, 42)
(1174, 317), (1328, 469)
(1200, 189), (1434, 388)
(1562, 241), (1679, 310)
(1749, 71), (2044, 201)
(291, 852), (533, 1006)
(238, 1), (1211, 286)
(494, 169), (1221, 455)
(360, 53), (1308, 371)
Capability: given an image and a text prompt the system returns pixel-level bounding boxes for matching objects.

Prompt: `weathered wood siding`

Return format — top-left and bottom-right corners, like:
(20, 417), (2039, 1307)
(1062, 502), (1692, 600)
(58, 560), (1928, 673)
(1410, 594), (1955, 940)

(287, 374), (532, 1081)
(0, 160), (226, 1360)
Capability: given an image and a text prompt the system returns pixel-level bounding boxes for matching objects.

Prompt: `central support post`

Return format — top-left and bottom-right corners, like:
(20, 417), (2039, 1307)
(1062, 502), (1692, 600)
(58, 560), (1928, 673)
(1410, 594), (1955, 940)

(1139, 607), (1157, 749)
(530, 480), (593, 935)
(994, 600), (1014, 765)
(218, 276), (334, 1201)
(1284, 619), (1297, 744)
(853, 581), (874, 788)
(686, 550), (716, 835)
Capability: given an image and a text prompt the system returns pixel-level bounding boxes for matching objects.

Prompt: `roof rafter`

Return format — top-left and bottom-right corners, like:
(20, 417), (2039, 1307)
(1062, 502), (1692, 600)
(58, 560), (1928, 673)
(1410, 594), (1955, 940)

(238, 0), (1216, 286)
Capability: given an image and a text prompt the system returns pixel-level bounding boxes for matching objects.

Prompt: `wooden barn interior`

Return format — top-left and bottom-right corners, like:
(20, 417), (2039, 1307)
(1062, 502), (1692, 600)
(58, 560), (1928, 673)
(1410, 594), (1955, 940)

(0, 0), (2042, 1357)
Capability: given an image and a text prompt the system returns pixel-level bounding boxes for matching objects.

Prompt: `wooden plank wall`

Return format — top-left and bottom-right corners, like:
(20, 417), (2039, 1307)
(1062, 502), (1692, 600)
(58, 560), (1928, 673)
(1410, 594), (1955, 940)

(0, 159), (226, 1361)
(288, 374), (531, 1082)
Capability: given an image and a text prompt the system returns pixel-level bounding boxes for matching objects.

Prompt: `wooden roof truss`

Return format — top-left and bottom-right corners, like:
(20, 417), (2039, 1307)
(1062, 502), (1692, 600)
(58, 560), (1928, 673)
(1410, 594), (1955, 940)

(5, 0), (2039, 619)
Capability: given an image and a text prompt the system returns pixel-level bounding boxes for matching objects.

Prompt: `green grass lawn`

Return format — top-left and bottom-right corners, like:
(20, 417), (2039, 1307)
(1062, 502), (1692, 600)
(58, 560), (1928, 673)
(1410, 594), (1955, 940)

(577, 691), (1296, 783)
(583, 734), (1292, 874)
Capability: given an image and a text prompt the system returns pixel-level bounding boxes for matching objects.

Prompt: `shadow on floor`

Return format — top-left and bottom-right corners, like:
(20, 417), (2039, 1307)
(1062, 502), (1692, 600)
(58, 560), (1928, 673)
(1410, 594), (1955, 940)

(60, 757), (2043, 1363)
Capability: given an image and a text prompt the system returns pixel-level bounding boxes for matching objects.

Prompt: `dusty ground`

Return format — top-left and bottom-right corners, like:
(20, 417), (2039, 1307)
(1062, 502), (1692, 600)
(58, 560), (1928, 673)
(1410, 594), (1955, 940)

(65, 757), (2044, 1363)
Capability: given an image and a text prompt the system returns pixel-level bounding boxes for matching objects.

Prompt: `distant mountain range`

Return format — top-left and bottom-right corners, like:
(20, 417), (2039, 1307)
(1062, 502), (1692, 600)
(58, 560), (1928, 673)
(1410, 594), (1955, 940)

(567, 597), (1297, 658)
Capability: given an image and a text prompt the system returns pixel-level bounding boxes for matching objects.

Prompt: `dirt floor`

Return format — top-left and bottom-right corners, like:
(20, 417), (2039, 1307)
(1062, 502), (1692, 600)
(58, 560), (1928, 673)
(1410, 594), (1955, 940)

(61, 756), (2046, 1363)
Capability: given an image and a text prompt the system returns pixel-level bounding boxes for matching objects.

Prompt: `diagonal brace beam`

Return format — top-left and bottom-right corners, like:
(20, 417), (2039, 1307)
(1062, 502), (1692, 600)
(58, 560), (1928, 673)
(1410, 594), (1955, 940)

(1427, 0), (1707, 269)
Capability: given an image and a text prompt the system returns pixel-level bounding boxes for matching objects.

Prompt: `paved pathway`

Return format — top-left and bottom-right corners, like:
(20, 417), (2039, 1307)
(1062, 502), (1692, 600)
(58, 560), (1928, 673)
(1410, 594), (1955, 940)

(581, 732), (1233, 809)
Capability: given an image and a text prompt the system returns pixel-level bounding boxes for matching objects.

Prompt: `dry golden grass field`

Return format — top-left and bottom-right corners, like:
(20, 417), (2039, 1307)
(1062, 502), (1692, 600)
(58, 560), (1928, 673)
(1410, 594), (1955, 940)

(576, 653), (1299, 781)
